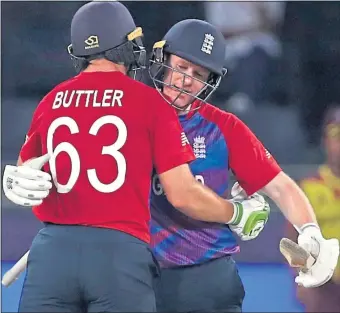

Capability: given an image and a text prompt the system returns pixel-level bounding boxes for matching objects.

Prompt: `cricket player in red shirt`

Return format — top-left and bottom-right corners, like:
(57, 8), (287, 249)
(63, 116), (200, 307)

(1, 3), (265, 312)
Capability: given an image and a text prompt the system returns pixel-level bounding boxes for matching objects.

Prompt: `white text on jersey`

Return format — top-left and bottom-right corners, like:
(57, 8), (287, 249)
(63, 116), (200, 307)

(52, 89), (124, 109)
(152, 174), (204, 196)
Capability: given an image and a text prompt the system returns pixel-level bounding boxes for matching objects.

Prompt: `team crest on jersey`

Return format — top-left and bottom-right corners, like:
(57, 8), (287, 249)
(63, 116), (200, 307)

(201, 33), (214, 55)
(193, 136), (206, 159)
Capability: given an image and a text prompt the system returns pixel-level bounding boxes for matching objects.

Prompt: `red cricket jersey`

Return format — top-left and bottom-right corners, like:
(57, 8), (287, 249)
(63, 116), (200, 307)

(20, 71), (195, 243)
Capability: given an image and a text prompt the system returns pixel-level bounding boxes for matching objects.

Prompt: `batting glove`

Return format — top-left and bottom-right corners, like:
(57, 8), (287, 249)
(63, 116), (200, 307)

(228, 182), (270, 241)
(3, 154), (52, 207)
(295, 223), (339, 288)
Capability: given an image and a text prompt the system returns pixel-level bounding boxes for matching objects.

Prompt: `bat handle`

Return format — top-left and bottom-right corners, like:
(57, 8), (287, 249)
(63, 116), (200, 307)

(279, 238), (316, 270)
(2, 251), (29, 287)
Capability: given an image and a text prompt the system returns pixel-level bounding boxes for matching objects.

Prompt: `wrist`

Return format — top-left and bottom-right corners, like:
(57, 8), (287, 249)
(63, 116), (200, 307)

(299, 223), (322, 238)
(300, 223), (320, 232)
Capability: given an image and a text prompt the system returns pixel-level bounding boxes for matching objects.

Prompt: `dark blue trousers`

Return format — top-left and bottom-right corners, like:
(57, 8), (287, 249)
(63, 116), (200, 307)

(19, 223), (159, 312)
(156, 256), (245, 312)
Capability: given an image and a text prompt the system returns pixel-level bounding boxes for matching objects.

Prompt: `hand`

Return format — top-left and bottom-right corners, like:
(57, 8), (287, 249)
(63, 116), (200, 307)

(295, 223), (339, 288)
(3, 154), (52, 207)
(228, 182), (270, 241)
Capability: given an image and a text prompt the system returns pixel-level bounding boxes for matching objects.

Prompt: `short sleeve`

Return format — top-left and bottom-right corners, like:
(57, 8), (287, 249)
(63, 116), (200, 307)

(225, 115), (282, 195)
(19, 105), (43, 162)
(149, 95), (195, 174)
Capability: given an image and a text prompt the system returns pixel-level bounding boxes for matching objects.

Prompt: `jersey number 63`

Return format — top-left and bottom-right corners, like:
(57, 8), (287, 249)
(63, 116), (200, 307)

(46, 115), (127, 194)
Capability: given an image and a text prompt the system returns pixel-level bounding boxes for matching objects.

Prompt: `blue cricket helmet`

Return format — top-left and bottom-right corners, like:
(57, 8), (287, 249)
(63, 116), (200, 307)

(67, 1), (146, 79)
(149, 19), (227, 110)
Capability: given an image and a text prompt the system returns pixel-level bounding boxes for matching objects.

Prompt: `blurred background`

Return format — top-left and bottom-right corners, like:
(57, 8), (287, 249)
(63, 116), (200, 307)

(2, 1), (340, 312)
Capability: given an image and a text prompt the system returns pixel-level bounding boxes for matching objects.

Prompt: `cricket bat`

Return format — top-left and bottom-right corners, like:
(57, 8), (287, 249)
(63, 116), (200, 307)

(2, 250), (29, 287)
(280, 238), (316, 270)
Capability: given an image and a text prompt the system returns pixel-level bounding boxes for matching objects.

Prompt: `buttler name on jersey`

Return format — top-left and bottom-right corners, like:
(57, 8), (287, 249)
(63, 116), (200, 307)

(52, 89), (124, 109)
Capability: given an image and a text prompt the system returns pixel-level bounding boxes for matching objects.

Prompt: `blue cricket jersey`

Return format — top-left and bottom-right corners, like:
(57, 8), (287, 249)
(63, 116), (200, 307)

(150, 102), (282, 268)
(150, 103), (238, 268)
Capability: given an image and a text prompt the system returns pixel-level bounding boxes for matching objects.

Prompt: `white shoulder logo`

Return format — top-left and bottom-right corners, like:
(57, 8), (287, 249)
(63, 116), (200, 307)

(201, 33), (214, 55)
(264, 148), (272, 159)
(181, 132), (190, 146)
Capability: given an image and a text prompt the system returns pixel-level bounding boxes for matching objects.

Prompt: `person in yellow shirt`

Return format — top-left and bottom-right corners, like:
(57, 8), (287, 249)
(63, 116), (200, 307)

(286, 105), (340, 312)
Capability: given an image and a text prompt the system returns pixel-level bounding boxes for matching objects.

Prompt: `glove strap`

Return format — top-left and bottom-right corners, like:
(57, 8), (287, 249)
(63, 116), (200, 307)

(299, 223), (320, 233)
(228, 202), (243, 225)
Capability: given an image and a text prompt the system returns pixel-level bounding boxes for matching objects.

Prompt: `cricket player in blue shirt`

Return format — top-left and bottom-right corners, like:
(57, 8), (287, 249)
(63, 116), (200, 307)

(148, 19), (340, 312)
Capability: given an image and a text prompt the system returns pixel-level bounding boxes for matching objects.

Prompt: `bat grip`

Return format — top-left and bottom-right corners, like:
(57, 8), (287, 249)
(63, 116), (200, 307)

(2, 251), (29, 287)
(279, 238), (316, 270)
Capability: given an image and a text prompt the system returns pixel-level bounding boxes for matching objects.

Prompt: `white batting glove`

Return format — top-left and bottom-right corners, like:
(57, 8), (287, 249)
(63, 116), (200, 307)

(3, 154), (52, 207)
(228, 182), (270, 241)
(295, 223), (339, 288)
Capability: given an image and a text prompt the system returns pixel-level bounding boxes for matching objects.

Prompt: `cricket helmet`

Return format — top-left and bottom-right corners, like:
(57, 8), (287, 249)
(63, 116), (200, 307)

(67, 1), (146, 79)
(149, 19), (227, 111)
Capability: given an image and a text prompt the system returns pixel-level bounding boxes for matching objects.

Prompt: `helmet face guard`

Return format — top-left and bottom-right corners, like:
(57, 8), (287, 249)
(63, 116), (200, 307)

(67, 27), (146, 81)
(149, 40), (227, 111)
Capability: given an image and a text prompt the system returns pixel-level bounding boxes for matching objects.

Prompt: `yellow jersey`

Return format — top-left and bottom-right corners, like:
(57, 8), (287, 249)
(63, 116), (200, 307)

(300, 165), (340, 281)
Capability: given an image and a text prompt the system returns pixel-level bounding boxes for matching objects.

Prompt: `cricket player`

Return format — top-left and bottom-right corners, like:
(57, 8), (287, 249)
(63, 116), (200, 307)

(1, 4), (266, 312)
(286, 106), (340, 312)
(148, 19), (340, 312)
